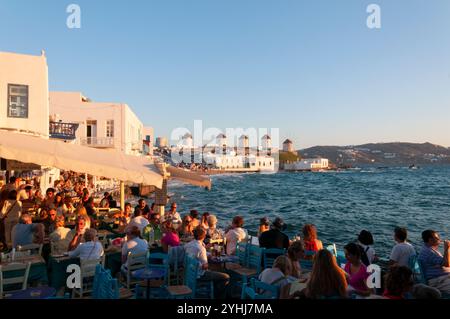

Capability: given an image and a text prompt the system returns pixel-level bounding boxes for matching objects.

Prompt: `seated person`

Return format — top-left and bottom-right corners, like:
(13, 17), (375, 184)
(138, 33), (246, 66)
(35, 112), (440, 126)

(67, 216), (89, 251)
(142, 212), (162, 246)
(121, 226), (148, 271)
(258, 217), (270, 238)
(224, 216), (248, 255)
(43, 205), (58, 236)
(161, 221), (180, 253)
(125, 210), (149, 234)
(302, 224), (323, 259)
(389, 227), (416, 267)
(162, 203), (182, 225)
(100, 192), (111, 208)
(134, 199), (150, 217)
(287, 240), (304, 278)
(258, 255), (296, 298)
(184, 227), (230, 299)
(179, 215), (194, 241)
(418, 229), (450, 295)
(343, 242), (372, 297)
(383, 266), (414, 299)
(189, 209), (200, 228)
(74, 206), (92, 229)
(68, 228), (104, 260)
(11, 213), (44, 248)
(205, 214), (224, 244)
(298, 249), (348, 299)
(114, 202), (132, 233)
(259, 217), (289, 250)
(49, 215), (72, 255)
(357, 230), (378, 265)
(200, 212), (210, 230)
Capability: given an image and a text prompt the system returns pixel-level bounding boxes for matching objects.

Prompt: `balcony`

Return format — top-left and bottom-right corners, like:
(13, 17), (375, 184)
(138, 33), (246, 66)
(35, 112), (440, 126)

(80, 137), (115, 148)
(49, 122), (79, 140)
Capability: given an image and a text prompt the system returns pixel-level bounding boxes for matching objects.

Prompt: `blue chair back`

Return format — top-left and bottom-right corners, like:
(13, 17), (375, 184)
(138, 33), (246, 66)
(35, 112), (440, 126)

(262, 248), (286, 269)
(184, 255), (199, 295)
(92, 264), (119, 299)
(247, 245), (263, 273)
(251, 278), (279, 299)
(236, 242), (249, 266)
(242, 278), (279, 299)
(149, 252), (170, 284)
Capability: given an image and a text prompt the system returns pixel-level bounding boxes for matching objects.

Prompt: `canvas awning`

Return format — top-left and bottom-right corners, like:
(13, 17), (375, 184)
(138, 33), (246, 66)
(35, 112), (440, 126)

(0, 130), (164, 188)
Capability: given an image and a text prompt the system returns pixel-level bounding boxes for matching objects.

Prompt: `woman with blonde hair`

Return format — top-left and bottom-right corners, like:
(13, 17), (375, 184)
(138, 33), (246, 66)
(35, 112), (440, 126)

(75, 205), (91, 229)
(302, 249), (348, 299)
(49, 215), (71, 255)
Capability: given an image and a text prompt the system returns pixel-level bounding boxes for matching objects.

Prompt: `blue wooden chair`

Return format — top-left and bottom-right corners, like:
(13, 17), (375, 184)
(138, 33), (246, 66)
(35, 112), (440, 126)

(166, 255), (198, 299)
(408, 254), (426, 284)
(92, 264), (120, 299)
(229, 245), (263, 298)
(225, 242), (249, 271)
(262, 248), (286, 269)
(148, 253), (170, 285)
(241, 278), (279, 299)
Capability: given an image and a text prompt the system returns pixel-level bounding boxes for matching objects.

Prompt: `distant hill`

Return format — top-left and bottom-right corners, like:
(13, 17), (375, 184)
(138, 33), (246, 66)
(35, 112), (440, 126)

(299, 142), (450, 166)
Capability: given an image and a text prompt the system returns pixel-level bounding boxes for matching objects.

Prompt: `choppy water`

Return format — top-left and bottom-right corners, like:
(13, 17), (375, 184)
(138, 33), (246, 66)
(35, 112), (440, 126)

(166, 166), (450, 259)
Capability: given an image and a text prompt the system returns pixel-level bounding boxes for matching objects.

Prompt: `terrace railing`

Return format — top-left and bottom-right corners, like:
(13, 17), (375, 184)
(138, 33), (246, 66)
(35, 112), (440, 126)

(49, 122), (79, 140)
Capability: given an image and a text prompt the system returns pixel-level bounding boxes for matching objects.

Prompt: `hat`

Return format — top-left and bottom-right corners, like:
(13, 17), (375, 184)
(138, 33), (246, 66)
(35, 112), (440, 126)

(272, 217), (286, 231)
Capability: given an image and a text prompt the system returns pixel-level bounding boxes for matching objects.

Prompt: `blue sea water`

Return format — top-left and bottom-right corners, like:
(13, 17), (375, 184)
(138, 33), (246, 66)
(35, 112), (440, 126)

(167, 166), (450, 259)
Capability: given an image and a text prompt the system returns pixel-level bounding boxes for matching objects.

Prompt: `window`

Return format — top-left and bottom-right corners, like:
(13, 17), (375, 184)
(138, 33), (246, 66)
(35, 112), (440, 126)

(106, 120), (114, 138)
(8, 84), (28, 118)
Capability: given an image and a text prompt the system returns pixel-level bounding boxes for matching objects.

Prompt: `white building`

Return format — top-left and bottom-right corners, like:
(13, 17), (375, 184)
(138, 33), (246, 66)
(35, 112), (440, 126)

(283, 139), (295, 153)
(0, 51), (60, 193)
(204, 153), (275, 172)
(49, 92), (145, 156)
(284, 158), (329, 171)
(0, 51), (49, 137)
(261, 134), (272, 150)
(239, 135), (249, 148)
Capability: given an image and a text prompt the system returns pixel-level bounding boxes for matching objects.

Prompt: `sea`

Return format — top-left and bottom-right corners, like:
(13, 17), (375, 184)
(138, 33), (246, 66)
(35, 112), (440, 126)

(161, 165), (450, 259)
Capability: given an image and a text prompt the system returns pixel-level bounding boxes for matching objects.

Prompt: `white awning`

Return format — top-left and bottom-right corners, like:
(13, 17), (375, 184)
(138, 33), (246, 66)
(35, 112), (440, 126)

(0, 130), (164, 188)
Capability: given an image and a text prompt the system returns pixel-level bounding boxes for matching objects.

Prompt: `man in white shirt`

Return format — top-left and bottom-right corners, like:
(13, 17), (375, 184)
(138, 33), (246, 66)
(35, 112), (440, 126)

(125, 210), (149, 234)
(389, 227), (416, 267)
(68, 228), (104, 260)
(162, 202), (182, 225)
(225, 216), (248, 255)
(121, 226), (148, 267)
(184, 227), (230, 299)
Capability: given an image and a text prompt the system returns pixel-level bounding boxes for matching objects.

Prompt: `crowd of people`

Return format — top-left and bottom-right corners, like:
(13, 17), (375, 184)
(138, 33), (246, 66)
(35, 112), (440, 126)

(1, 174), (449, 300)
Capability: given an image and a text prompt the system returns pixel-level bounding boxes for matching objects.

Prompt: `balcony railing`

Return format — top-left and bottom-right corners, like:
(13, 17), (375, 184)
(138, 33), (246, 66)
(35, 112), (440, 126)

(49, 122), (79, 140)
(80, 137), (115, 148)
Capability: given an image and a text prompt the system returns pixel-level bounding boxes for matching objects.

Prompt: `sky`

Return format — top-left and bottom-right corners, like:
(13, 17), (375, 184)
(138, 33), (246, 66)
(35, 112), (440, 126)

(0, 0), (449, 149)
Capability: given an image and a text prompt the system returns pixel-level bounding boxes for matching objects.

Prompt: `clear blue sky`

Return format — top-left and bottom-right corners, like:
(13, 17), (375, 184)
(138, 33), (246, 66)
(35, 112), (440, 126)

(1, 0), (449, 149)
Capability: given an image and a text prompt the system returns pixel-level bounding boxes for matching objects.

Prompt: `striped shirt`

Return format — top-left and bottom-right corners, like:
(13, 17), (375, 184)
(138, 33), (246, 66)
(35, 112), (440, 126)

(418, 245), (450, 280)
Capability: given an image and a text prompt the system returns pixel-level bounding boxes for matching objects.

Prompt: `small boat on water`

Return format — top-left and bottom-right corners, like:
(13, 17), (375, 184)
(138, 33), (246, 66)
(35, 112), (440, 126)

(409, 164), (420, 170)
